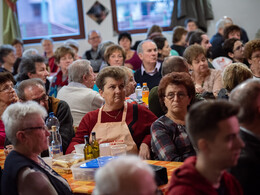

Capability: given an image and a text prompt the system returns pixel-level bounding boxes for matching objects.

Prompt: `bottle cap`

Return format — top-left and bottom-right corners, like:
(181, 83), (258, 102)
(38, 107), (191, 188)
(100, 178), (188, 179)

(49, 112), (54, 117)
(143, 82), (147, 86)
(51, 126), (57, 131)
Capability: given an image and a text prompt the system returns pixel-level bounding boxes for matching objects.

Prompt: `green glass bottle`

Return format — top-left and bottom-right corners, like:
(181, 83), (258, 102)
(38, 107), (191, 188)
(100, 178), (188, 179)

(84, 135), (93, 160)
(91, 132), (100, 158)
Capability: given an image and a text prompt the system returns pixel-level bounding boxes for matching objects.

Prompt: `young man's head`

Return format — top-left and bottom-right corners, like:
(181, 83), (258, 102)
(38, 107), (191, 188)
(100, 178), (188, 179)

(172, 26), (187, 46)
(223, 38), (244, 62)
(186, 100), (244, 169)
(188, 31), (212, 58)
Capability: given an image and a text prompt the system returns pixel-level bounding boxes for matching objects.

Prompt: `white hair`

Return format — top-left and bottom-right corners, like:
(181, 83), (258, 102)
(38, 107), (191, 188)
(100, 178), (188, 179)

(93, 155), (154, 195)
(137, 40), (156, 54)
(215, 18), (232, 32)
(68, 59), (92, 83)
(2, 101), (47, 145)
(64, 39), (79, 50)
(22, 48), (39, 58)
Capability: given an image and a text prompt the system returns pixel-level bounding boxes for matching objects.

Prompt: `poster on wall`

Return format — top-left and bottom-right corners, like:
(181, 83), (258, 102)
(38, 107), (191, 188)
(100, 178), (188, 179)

(87, 1), (109, 24)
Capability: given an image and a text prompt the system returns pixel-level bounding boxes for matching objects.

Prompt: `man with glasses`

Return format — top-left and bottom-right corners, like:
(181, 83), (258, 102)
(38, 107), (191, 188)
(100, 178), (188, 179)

(244, 39), (260, 78)
(223, 38), (247, 65)
(83, 30), (102, 72)
(7, 78), (74, 157)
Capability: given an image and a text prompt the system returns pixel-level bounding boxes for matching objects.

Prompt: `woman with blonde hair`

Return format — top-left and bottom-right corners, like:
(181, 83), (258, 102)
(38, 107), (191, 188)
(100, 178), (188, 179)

(218, 63), (253, 99)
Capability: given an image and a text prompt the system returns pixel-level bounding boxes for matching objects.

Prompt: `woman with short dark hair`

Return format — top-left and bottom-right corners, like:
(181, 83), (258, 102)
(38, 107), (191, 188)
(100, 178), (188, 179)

(49, 46), (75, 97)
(151, 72), (195, 161)
(118, 32), (142, 70)
(0, 72), (18, 149)
(0, 45), (16, 74)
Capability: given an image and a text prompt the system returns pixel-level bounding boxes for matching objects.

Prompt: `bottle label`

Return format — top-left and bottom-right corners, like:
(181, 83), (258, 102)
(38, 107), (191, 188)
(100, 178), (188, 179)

(49, 145), (62, 158)
(142, 91), (149, 97)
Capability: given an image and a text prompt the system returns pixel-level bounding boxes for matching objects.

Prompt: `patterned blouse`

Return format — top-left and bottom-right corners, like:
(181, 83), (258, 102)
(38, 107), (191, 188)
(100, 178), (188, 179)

(151, 115), (195, 161)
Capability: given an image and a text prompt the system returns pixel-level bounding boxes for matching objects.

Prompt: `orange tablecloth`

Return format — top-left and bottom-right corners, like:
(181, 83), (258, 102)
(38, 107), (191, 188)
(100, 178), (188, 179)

(0, 150), (182, 194)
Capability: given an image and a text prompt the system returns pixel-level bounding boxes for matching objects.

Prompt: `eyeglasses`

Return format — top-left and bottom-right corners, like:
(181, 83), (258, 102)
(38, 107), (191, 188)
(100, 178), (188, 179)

(89, 36), (100, 41)
(165, 92), (188, 100)
(0, 84), (14, 93)
(252, 55), (260, 60)
(21, 125), (48, 131)
(32, 94), (48, 104)
(233, 44), (244, 52)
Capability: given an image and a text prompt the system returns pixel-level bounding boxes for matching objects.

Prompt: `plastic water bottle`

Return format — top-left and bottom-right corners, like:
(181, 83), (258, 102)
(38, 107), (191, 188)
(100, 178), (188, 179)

(49, 126), (63, 158)
(46, 112), (60, 131)
(135, 83), (142, 100)
(46, 112), (63, 157)
(142, 82), (149, 105)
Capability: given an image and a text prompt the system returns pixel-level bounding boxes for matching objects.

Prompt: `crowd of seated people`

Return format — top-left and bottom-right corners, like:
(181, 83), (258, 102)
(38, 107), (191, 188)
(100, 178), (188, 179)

(1, 15), (260, 195)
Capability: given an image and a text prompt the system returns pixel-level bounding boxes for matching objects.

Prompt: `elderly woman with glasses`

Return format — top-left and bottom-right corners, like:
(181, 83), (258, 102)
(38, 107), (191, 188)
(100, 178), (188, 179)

(1, 101), (72, 195)
(0, 72), (18, 149)
(151, 72), (196, 161)
(66, 66), (157, 159)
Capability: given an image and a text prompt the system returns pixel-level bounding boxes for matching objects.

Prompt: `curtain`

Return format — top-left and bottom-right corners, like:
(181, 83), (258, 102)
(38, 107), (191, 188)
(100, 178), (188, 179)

(3, 0), (21, 44)
(170, 0), (214, 32)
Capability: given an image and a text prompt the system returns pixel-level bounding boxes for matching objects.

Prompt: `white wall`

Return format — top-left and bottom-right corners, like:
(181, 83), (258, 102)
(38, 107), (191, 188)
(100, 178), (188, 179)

(207, 0), (260, 41)
(1, 0), (260, 56)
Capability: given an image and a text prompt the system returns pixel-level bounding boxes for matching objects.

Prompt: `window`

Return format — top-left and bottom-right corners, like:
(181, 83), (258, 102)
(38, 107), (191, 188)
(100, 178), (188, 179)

(111, 0), (174, 34)
(16, 0), (85, 44)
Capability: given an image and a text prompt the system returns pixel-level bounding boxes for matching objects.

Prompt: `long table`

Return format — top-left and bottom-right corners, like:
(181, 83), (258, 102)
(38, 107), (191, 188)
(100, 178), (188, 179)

(0, 150), (183, 194)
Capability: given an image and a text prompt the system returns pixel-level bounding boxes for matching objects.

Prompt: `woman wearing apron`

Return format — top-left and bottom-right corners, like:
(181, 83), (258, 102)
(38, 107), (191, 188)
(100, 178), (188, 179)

(66, 66), (157, 159)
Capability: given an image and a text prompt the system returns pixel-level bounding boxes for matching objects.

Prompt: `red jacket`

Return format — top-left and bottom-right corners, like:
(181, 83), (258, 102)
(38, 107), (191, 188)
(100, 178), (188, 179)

(66, 103), (157, 154)
(168, 156), (243, 195)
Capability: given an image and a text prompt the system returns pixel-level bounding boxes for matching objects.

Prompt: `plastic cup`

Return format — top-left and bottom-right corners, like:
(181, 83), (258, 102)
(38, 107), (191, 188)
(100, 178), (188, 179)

(110, 144), (127, 156)
(74, 144), (85, 154)
(99, 143), (111, 156)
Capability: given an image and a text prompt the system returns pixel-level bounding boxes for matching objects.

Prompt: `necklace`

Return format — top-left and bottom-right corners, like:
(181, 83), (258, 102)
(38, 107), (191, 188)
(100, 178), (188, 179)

(104, 110), (121, 119)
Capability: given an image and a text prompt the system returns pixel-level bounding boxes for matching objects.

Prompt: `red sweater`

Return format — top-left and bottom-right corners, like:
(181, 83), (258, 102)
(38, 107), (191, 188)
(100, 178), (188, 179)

(66, 103), (157, 154)
(168, 156), (243, 195)
(0, 120), (5, 149)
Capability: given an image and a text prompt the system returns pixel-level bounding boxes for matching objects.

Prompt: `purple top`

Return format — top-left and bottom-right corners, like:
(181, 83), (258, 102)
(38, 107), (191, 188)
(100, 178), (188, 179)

(125, 51), (142, 70)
